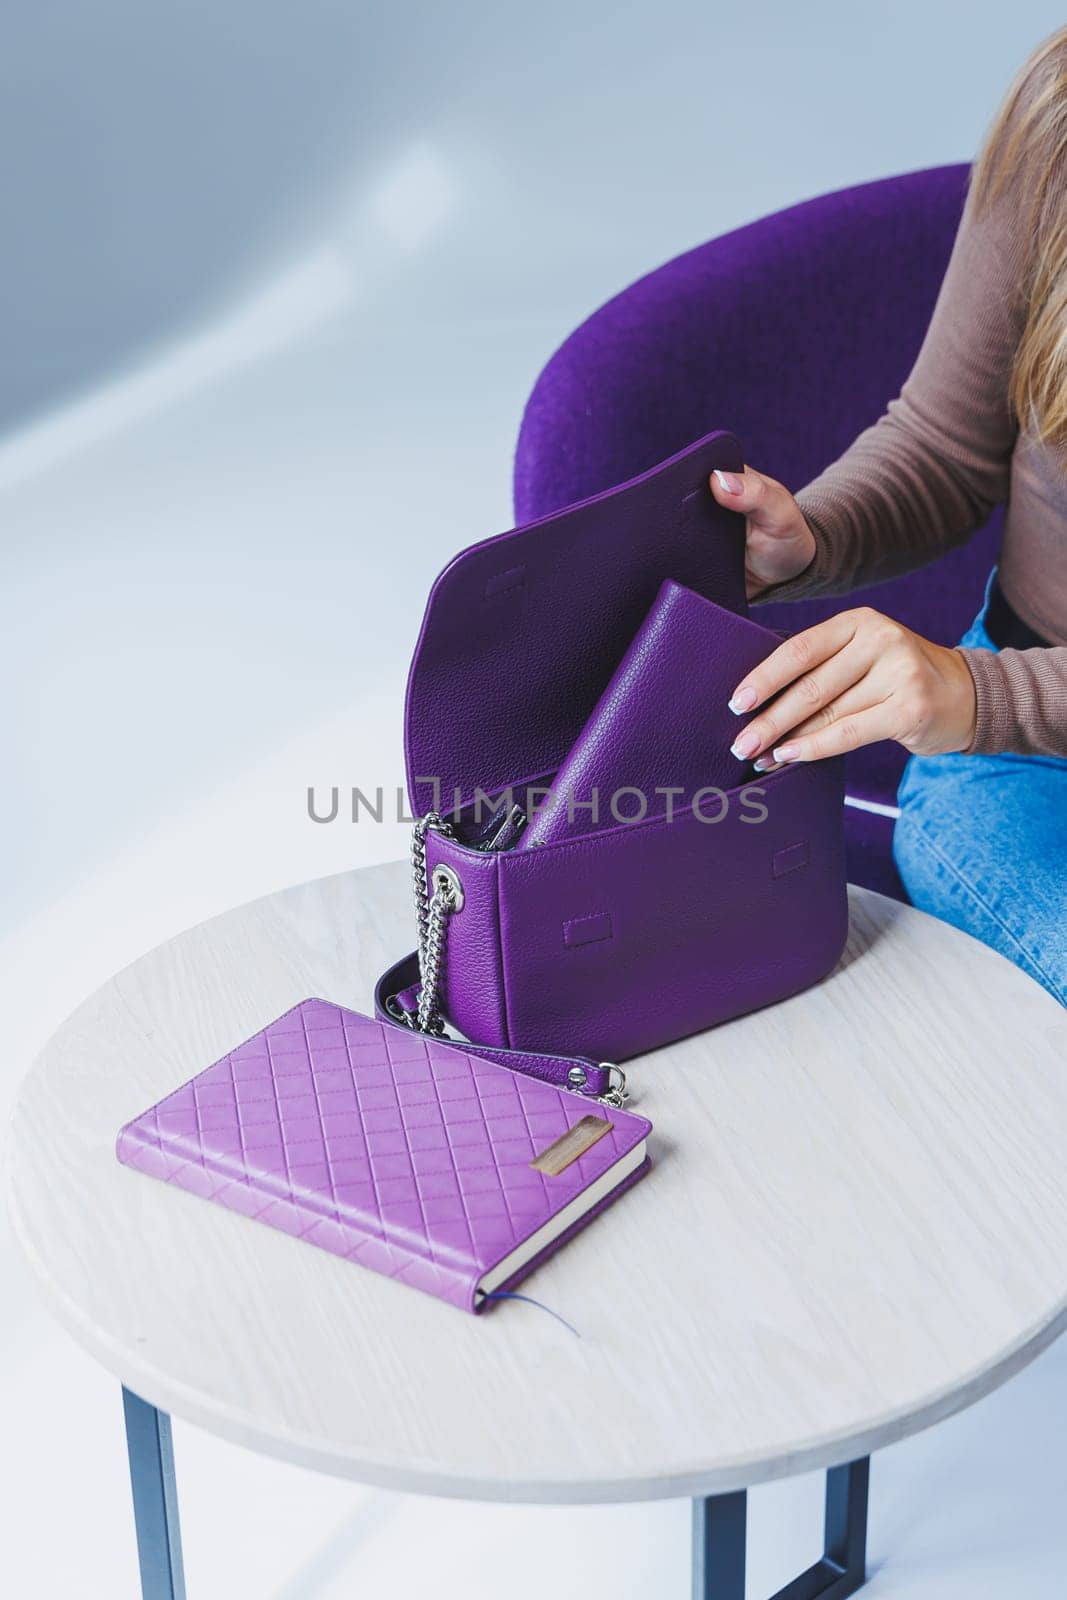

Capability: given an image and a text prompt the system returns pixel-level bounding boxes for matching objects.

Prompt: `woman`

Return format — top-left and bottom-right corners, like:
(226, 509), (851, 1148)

(709, 28), (1067, 1006)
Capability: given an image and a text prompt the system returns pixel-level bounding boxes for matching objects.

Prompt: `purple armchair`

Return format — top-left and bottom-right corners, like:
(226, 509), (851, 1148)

(513, 165), (1002, 902)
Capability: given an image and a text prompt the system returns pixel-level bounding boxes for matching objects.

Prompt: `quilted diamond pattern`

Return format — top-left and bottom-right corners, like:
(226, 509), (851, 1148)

(116, 998), (651, 1312)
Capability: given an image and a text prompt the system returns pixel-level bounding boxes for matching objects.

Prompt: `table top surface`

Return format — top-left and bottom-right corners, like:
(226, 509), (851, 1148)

(10, 863), (1067, 1503)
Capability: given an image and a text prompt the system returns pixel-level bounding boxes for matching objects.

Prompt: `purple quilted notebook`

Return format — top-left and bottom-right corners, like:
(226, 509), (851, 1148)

(116, 998), (652, 1313)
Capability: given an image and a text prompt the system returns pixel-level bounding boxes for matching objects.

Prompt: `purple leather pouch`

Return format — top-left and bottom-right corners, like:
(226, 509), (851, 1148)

(384, 429), (847, 1066)
(520, 579), (780, 847)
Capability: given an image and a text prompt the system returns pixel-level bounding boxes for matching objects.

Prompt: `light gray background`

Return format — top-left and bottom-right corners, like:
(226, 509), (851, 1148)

(4, 5), (1066, 1596)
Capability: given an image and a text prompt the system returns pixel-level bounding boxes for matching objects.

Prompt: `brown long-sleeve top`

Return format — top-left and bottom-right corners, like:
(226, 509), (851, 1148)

(762, 138), (1067, 757)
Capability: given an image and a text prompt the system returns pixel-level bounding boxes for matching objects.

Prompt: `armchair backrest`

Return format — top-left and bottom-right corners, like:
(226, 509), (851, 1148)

(515, 164), (1002, 649)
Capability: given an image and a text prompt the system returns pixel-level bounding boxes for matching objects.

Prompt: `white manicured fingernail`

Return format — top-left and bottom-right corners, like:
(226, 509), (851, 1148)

(714, 468), (742, 495)
(772, 744), (800, 763)
(728, 687), (757, 714)
(731, 731), (760, 760)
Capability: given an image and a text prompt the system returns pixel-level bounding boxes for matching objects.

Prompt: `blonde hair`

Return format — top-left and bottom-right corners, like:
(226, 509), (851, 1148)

(971, 28), (1067, 447)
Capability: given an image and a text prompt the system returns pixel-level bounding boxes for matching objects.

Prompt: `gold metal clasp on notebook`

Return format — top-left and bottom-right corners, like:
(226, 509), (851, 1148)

(530, 1114), (613, 1175)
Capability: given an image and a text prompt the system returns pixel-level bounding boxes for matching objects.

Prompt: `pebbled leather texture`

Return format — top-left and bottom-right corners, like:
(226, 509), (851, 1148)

(428, 757), (847, 1061)
(521, 579), (780, 846)
(405, 429), (747, 817)
(116, 998), (652, 1314)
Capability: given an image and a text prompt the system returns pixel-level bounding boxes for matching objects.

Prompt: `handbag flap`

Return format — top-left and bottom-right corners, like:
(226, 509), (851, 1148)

(404, 429), (747, 816)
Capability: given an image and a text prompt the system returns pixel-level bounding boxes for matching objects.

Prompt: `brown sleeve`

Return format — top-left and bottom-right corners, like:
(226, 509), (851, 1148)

(959, 646), (1067, 756)
(754, 71), (1067, 758)
(762, 164), (1027, 602)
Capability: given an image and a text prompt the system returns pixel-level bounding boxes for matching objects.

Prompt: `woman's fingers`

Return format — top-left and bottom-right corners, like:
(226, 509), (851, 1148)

(709, 465), (807, 540)
(710, 464), (819, 598)
(729, 612), (866, 715)
(709, 465), (774, 520)
(729, 641), (873, 763)
(767, 701), (895, 764)
(726, 607), (978, 766)
(753, 676), (882, 768)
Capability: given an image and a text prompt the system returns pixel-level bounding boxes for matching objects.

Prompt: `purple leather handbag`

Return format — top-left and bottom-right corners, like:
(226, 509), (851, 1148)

(377, 429), (847, 1080)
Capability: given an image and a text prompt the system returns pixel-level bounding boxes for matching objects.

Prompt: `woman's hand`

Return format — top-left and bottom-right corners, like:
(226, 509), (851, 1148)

(709, 465), (817, 599)
(726, 609), (978, 769)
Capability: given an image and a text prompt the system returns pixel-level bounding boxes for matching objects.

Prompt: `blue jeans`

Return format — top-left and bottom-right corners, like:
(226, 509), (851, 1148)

(893, 575), (1067, 1006)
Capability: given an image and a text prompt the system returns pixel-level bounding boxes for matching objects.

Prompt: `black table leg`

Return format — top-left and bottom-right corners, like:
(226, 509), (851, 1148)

(692, 1457), (870, 1600)
(122, 1386), (187, 1600)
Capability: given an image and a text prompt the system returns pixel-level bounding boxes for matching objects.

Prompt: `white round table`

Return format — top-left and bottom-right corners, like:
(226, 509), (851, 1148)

(10, 865), (1067, 1600)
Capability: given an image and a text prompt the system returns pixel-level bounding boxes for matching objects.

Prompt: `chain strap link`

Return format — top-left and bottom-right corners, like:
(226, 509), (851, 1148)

(411, 813), (458, 1035)
(596, 1073), (630, 1109)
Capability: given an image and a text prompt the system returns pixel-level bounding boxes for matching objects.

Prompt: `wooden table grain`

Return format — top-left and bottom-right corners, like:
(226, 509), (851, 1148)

(9, 865), (1067, 1505)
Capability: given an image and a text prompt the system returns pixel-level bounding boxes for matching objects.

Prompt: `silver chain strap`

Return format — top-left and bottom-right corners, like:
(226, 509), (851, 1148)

(408, 812), (629, 1106)
(411, 813), (459, 1035)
